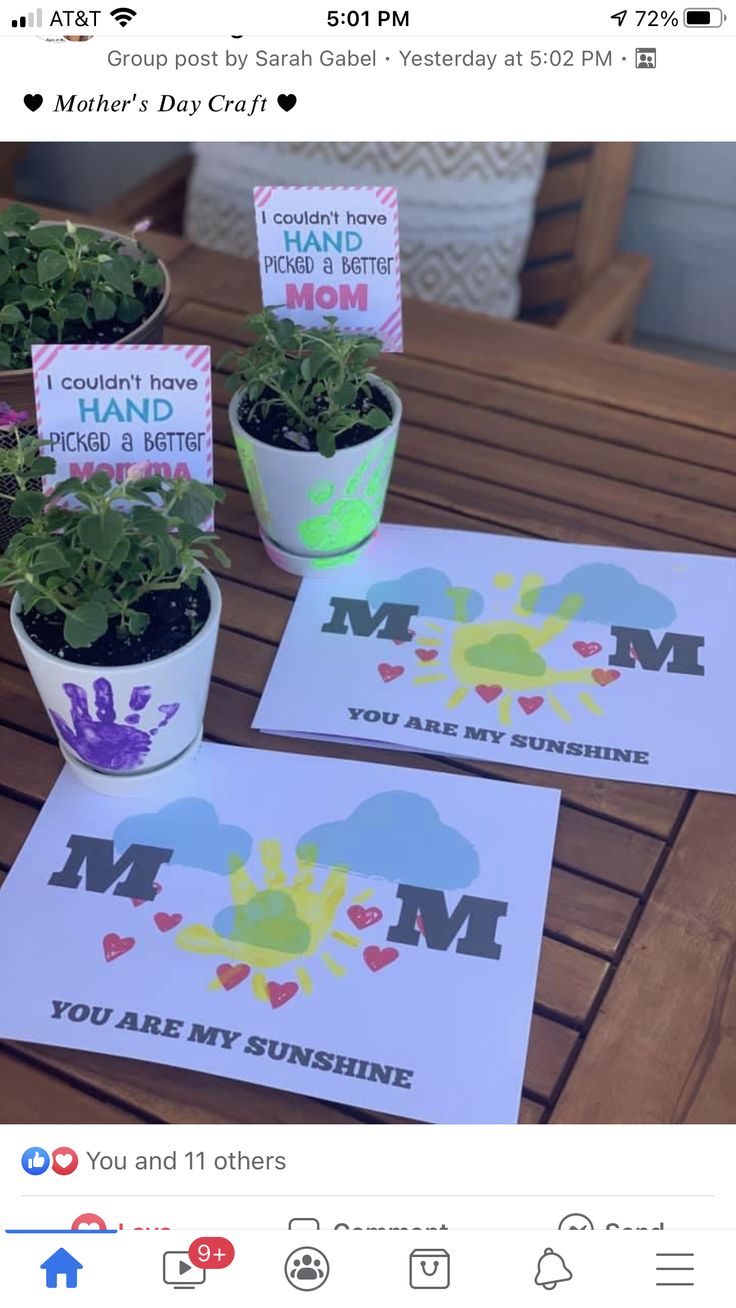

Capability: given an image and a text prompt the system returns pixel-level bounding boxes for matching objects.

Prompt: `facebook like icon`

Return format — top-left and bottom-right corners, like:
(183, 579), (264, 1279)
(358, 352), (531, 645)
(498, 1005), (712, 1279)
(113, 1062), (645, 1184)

(22, 1147), (51, 1176)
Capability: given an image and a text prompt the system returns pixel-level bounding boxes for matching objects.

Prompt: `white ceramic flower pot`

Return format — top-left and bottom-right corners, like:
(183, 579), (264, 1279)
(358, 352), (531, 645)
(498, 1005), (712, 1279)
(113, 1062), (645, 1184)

(10, 570), (221, 796)
(228, 379), (401, 577)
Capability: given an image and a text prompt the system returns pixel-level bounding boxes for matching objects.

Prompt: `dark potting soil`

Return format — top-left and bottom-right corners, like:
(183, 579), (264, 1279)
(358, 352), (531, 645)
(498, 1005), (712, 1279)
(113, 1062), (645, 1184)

(238, 381), (393, 452)
(21, 578), (210, 667)
(52, 286), (164, 352)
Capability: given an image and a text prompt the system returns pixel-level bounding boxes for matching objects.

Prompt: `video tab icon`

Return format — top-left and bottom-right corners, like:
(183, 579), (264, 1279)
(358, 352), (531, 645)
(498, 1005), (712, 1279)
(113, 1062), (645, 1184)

(163, 1252), (206, 1289)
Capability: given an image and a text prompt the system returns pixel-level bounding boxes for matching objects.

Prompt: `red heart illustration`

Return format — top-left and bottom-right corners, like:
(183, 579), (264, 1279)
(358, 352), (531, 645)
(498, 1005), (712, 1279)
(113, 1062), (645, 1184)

(103, 933), (135, 963)
(347, 905), (384, 930)
(475, 684), (503, 704)
(573, 641), (603, 659)
(392, 629), (415, 647)
(131, 882), (162, 909)
(378, 663), (404, 683)
(519, 696), (544, 715)
(415, 649), (438, 664)
(592, 668), (621, 687)
(267, 980), (299, 1009)
(217, 963), (251, 991)
(154, 912), (183, 933)
(364, 945), (399, 973)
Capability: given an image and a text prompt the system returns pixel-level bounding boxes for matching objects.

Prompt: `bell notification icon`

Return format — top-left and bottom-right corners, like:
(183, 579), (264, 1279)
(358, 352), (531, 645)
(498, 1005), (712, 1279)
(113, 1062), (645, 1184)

(535, 1248), (573, 1290)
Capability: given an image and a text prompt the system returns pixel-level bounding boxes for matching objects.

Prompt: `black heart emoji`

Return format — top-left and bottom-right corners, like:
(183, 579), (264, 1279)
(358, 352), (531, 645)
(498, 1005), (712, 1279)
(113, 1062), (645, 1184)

(277, 94), (297, 113)
(24, 93), (43, 112)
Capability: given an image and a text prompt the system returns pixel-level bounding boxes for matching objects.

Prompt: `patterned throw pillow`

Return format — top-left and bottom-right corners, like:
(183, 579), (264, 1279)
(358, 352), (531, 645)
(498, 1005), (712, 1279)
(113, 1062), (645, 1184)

(184, 142), (549, 320)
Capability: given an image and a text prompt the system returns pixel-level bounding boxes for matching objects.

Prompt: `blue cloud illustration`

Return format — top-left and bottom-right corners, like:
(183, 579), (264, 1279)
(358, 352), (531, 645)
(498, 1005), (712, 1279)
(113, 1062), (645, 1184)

(114, 798), (252, 876)
(521, 564), (677, 628)
(297, 790), (479, 891)
(367, 568), (484, 623)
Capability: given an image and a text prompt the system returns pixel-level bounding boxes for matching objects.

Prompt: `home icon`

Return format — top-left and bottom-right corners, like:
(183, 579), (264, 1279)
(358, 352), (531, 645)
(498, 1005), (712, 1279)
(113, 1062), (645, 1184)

(40, 1248), (83, 1289)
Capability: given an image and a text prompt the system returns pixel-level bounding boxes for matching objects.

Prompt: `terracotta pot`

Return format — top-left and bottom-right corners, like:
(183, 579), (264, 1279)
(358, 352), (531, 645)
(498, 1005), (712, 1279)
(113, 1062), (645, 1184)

(229, 379), (401, 577)
(0, 222), (171, 421)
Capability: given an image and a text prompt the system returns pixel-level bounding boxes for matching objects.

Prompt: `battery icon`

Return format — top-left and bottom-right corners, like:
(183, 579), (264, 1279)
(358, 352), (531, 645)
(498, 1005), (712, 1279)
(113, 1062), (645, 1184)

(684, 8), (724, 23)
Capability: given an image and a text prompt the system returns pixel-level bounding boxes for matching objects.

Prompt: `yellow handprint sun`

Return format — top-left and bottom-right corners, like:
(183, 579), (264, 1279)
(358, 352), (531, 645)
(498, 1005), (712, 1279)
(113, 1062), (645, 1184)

(412, 572), (616, 725)
(175, 839), (385, 1008)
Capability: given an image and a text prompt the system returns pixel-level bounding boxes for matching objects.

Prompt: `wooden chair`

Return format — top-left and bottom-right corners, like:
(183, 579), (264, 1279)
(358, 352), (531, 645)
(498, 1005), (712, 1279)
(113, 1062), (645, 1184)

(2, 141), (649, 345)
(0, 145), (26, 198)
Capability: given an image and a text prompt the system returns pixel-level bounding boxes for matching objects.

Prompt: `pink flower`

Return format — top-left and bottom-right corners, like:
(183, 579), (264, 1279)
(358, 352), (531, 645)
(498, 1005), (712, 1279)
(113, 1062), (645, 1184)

(124, 460), (150, 481)
(132, 217), (152, 234)
(0, 403), (29, 429)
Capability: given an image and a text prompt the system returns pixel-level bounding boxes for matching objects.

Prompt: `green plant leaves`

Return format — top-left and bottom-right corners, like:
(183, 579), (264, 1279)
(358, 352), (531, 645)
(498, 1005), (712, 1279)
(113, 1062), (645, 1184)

(91, 289), (116, 320)
(116, 296), (146, 324)
(33, 543), (68, 574)
(230, 308), (390, 458)
(64, 601), (109, 650)
(37, 247), (68, 285)
(127, 609), (150, 636)
(101, 255), (135, 295)
(4, 461), (228, 649)
(58, 291), (88, 320)
(0, 201), (166, 370)
(78, 511), (126, 560)
(364, 407), (391, 430)
(29, 455), (56, 476)
(176, 482), (217, 526)
(10, 489), (45, 519)
(0, 203), (39, 234)
(0, 303), (24, 325)
(136, 260), (164, 287)
(21, 285), (52, 311)
(28, 225), (68, 249)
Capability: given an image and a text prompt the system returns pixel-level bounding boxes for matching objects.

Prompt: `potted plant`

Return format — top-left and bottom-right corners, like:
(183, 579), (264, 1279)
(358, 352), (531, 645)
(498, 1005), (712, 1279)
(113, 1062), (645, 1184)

(0, 202), (170, 550)
(226, 309), (402, 576)
(0, 202), (169, 419)
(0, 411), (227, 795)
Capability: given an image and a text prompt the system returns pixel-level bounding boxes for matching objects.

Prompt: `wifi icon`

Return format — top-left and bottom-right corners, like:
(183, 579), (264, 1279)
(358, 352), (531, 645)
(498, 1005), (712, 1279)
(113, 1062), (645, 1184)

(110, 6), (136, 25)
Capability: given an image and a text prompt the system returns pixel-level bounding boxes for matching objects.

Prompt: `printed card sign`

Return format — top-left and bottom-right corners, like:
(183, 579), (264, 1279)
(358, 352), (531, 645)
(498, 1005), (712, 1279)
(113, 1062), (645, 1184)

(254, 185), (403, 350)
(32, 342), (214, 521)
(255, 524), (736, 794)
(0, 743), (559, 1124)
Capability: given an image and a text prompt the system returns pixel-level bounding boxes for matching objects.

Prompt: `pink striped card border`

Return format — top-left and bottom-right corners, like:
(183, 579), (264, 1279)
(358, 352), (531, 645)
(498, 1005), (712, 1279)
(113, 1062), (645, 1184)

(253, 185), (403, 352)
(32, 342), (214, 527)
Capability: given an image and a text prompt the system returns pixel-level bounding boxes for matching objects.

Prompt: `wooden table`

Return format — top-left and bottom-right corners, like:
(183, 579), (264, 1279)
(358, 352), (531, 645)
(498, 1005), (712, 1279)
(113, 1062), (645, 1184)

(2, 228), (736, 1126)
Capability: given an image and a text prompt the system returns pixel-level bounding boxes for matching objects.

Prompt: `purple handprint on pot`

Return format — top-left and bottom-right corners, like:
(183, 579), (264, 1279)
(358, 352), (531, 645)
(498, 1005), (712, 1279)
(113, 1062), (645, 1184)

(50, 678), (180, 771)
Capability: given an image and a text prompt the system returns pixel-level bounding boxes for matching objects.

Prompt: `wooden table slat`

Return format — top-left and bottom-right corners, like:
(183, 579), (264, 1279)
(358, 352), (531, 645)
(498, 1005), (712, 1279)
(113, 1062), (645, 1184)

(6, 1010), (576, 1120)
(551, 793), (736, 1123)
(0, 1047), (148, 1123)
(8, 1044), (365, 1125)
(172, 300), (736, 478)
(165, 251), (736, 435)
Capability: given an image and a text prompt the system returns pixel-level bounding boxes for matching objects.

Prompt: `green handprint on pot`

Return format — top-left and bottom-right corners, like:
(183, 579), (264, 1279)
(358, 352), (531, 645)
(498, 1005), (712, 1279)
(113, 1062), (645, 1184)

(234, 433), (271, 528)
(298, 438), (397, 554)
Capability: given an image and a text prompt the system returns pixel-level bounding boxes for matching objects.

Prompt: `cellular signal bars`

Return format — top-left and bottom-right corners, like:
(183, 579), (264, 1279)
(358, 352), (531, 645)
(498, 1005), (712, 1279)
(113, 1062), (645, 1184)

(11, 9), (43, 26)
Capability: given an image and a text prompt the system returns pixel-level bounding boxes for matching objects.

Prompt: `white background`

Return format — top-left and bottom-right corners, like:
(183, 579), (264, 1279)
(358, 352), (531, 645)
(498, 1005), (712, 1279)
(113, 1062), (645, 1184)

(1, 2), (735, 140)
(2, 1125), (735, 1303)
